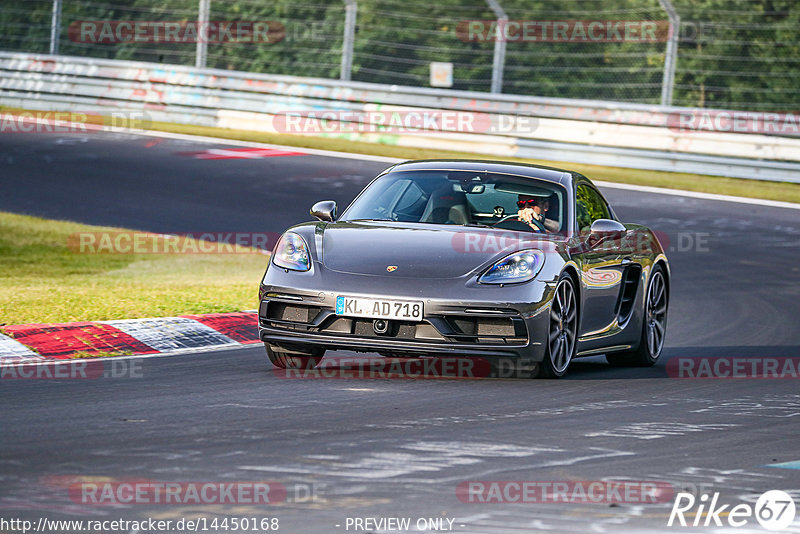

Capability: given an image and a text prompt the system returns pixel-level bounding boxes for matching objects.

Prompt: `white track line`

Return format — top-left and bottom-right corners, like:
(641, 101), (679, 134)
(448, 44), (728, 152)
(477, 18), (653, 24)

(135, 128), (402, 164)
(11, 114), (800, 209)
(594, 180), (800, 210)
(132, 128), (800, 211)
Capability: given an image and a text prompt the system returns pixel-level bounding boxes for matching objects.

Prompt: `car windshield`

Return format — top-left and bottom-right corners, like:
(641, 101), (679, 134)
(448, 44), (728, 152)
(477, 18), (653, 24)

(342, 169), (567, 233)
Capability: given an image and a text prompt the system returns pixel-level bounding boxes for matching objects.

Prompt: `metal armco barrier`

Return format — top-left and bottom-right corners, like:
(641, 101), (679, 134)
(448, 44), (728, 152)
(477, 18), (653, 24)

(1, 51), (799, 183)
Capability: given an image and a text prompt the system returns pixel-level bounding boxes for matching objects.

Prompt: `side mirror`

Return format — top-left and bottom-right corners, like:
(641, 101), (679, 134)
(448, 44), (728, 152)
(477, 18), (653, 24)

(310, 200), (337, 222)
(590, 219), (626, 235)
(586, 219), (626, 249)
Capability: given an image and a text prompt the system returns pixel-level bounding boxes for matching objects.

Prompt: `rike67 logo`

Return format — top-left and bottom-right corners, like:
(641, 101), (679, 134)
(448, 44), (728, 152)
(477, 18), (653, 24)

(668, 490), (796, 531)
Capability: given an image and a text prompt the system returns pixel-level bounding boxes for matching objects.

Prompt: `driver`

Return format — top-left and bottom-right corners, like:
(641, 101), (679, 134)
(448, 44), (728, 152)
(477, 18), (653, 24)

(517, 195), (559, 233)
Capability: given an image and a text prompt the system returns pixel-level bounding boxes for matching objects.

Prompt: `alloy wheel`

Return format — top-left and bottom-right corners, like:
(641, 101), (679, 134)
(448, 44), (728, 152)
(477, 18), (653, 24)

(548, 277), (577, 374)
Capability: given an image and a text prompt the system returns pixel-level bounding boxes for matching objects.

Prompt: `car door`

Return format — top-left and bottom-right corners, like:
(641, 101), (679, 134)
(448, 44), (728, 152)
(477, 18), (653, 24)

(573, 184), (628, 337)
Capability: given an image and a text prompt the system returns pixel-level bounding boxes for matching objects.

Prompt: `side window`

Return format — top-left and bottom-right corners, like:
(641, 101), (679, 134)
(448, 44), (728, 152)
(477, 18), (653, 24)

(394, 181), (428, 221)
(575, 185), (611, 232)
(368, 179), (408, 219)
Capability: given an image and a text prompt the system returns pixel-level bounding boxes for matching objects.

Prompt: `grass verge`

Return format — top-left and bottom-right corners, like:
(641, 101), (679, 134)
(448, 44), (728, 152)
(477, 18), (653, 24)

(0, 211), (267, 325)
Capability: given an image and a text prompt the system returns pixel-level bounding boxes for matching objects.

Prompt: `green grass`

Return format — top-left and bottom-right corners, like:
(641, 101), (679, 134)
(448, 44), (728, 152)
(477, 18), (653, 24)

(0, 212), (268, 325)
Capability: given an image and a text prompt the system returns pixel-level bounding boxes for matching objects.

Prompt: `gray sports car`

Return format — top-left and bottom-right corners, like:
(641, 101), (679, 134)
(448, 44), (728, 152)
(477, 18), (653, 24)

(258, 160), (669, 378)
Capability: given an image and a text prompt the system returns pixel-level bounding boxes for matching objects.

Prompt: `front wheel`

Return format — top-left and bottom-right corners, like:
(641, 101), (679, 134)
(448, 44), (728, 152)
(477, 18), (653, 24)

(265, 343), (325, 369)
(537, 273), (578, 378)
(607, 265), (668, 367)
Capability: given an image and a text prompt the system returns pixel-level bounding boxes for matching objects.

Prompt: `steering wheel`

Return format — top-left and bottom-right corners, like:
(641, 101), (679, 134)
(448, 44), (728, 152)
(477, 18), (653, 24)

(493, 214), (546, 232)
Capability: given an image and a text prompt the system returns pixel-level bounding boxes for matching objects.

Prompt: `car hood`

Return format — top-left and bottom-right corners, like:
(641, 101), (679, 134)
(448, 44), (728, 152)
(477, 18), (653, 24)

(320, 221), (556, 279)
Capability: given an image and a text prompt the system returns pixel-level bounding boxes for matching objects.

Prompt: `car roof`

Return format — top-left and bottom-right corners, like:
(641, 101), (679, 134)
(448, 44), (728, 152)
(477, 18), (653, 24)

(385, 159), (591, 188)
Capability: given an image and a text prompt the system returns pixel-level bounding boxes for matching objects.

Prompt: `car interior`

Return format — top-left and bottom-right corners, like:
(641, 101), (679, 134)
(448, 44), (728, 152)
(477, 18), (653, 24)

(345, 170), (565, 233)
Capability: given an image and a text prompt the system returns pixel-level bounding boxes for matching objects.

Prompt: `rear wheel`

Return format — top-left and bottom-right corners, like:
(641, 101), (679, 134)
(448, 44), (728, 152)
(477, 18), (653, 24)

(607, 265), (668, 367)
(537, 273), (578, 379)
(265, 343), (324, 369)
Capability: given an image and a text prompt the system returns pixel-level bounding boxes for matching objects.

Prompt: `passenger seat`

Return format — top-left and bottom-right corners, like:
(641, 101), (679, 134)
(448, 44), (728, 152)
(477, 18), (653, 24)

(420, 187), (471, 224)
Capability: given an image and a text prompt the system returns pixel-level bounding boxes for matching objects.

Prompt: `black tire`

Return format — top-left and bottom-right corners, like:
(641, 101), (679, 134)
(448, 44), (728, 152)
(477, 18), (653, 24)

(606, 265), (668, 367)
(265, 343), (324, 369)
(537, 273), (579, 379)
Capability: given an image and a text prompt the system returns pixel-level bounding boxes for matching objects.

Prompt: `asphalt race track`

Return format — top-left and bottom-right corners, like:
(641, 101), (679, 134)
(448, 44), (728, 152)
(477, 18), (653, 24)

(1, 131), (800, 533)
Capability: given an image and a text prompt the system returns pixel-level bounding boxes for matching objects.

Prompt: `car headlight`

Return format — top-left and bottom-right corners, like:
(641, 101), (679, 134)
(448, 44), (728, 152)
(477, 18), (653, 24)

(479, 249), (544, 284)
(271, 232), (311, 271)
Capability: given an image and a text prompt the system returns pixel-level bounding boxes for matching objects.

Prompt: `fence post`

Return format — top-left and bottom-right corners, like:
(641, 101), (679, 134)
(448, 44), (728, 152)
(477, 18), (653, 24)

(196, 0), (210, 68)
(486, 0), (506, 93)
(658, 0), (680, 106)
(341, 0), (357, 81)
(49, 0), (62, 55)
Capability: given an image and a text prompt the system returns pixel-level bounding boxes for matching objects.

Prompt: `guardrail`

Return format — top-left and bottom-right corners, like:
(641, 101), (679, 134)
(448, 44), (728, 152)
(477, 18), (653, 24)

(2, 51), (799, 183)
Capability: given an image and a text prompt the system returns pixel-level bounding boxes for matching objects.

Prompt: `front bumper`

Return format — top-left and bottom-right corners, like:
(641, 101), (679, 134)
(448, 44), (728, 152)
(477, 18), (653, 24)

(260, 328), (530, 358)
(258, 277), (553, 361)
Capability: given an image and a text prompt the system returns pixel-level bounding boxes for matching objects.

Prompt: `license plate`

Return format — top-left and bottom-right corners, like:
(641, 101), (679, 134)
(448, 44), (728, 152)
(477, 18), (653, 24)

(336, 296), (423, 321)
